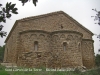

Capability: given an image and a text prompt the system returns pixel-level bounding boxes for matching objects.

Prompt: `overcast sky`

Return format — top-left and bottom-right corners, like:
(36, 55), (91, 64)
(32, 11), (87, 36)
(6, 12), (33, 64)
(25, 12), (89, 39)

(0, 0), (100, 54)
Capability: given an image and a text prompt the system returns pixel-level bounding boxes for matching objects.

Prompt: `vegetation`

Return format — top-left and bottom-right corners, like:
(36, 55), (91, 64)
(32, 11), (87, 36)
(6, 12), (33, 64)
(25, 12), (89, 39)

(0, 64), (100, 75)
(0, 45), (5, 62)
(19, 0), (38, 6)
(95, 54), (100, 67)
(0, 2), (18, 37)
(0, 0), (38, 38)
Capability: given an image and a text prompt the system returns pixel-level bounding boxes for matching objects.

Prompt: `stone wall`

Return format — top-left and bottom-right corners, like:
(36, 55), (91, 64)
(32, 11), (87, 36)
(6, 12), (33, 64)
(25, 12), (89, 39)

(3, 22), (20, 63)
(16, 30), (83, 68)
(3, 11), (95, 69)
(82, 39), (95, 69)
(18, 13), (92, 39)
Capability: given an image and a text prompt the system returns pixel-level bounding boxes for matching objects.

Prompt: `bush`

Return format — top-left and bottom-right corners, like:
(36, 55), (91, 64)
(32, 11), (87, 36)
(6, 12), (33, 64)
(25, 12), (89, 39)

(95, 54), (100, 67)
(0, 64), (10, 75)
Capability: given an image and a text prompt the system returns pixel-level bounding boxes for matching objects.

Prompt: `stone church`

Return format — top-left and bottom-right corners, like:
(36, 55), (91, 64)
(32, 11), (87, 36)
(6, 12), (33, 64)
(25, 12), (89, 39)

(3, 11), (95, 69)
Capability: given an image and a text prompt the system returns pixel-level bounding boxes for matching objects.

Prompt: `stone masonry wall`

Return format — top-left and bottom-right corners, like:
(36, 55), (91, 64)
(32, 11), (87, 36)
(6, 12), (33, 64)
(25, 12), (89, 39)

(50, 31), (83, 68)
(3, 22), (20, 63)
(3, 29), (18, 63)
(3, 11), (95, 69)
(19, 13), (92, 39)
(82, 39), (95, 69)
(16, 30), (83, 68)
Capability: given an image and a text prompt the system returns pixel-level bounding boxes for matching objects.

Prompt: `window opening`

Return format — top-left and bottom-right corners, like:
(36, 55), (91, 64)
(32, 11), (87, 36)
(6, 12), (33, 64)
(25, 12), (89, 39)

(34, 41), (38, 51)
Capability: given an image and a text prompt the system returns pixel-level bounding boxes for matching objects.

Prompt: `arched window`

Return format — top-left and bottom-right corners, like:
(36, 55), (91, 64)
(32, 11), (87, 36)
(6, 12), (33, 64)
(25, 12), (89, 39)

(34, 41), (38, 51)
(63, 42), (67, 51)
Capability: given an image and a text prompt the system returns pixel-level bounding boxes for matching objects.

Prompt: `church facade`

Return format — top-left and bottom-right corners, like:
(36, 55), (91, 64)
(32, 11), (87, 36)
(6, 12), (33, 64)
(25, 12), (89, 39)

(3, 11), (95, 69)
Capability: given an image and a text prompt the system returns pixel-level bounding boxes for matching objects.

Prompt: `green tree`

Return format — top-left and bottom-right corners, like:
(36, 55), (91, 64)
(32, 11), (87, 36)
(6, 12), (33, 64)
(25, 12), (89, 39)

(19, 0), (38, 6)
(0, 2), (18, 37)
(0, 45), (5, 62)
(95, 54), (100, 67)
(0, 0), (38, 38)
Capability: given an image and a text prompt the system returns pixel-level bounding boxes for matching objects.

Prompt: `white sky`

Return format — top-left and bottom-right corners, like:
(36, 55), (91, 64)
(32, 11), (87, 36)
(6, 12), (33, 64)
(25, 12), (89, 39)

(0, 0), (100, 54)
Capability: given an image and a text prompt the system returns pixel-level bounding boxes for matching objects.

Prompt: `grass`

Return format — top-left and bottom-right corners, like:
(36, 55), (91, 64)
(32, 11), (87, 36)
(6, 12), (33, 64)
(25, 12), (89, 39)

(0, 64), (100, 75)
(0, 64), (9, 75)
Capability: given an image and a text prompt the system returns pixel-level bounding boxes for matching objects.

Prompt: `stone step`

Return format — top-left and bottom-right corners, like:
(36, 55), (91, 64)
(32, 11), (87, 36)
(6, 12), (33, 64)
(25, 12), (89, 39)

(1, 63), (17, 68)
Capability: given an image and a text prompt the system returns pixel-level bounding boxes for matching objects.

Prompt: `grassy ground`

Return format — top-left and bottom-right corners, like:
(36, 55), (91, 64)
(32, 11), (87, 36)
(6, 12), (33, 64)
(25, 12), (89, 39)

(0, 64), (100, 75)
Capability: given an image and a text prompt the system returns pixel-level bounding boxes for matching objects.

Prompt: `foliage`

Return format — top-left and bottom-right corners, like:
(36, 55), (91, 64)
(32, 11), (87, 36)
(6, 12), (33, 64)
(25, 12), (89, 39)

(0, 64), (9, 75)
(0, 2), (18, 38)
(0, 45), (5, 62)
(95, 54), (100, 67)
(92, 9), (100, 51)
(0, 0), (38, 38)
(19, 0), (38, 6)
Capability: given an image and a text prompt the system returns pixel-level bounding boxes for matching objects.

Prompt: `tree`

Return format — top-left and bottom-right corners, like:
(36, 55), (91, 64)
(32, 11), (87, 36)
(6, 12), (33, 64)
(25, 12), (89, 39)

(0, 0), (38, 38)
(0, 45), (5, 62)
(95, 54), (100, 67)
(92, 8), (100, 53)
(91, 9), (100, 25)
(19, 0), (38, 6)
(0, 2), (18, 38)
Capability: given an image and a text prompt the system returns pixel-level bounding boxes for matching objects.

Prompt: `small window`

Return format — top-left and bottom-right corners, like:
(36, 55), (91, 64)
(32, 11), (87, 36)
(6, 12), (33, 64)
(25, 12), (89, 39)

(34, 41), (38, 51)
(63, 42), (67, 51)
